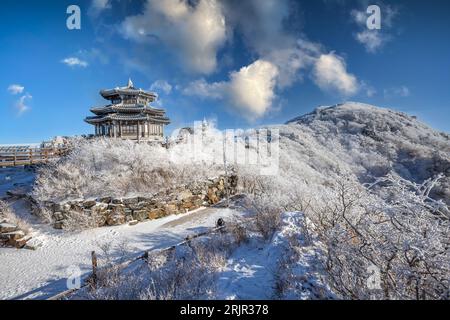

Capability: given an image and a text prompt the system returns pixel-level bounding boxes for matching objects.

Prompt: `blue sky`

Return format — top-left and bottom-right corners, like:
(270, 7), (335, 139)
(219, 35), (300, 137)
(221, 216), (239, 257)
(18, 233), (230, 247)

(1, 0), (449, 144)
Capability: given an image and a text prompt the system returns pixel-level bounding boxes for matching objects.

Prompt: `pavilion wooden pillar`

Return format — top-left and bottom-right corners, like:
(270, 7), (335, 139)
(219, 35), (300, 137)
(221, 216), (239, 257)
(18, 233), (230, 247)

(119, 121), (122, 138)
(137, 121), (141, 142)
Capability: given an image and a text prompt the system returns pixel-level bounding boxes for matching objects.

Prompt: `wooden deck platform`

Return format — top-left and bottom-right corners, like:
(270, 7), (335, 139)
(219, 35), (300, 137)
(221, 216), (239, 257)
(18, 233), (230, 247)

(0, 146), (70, 167)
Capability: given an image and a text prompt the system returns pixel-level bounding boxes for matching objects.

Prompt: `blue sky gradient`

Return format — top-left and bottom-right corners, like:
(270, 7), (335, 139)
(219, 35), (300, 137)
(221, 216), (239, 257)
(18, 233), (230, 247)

(1, 0), (449, 144)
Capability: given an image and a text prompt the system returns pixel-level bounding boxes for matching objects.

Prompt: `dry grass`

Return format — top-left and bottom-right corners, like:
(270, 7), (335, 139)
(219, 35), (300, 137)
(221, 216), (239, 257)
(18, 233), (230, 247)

(227, 221), (249, 245)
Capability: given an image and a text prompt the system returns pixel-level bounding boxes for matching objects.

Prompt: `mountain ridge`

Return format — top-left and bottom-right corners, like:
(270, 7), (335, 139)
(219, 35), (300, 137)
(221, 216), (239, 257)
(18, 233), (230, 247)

(278, 101), (450, 202)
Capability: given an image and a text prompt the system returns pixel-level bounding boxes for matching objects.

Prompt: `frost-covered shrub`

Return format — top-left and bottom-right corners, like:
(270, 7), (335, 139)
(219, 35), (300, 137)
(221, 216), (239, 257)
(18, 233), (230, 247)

(190, 235), (233, 272)
(227, 221), (249, 245)
(33, 123), (270, 203)
(310, 175), (449, 300)
(33, 136), (227, 203)
(78, 234), (237, 300)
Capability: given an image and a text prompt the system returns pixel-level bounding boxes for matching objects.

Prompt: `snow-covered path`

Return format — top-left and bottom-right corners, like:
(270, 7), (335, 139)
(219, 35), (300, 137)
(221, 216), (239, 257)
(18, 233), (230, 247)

(0, 204), (239, 300)
(216, 239), (278, 299)
(215, 212), (332, 300)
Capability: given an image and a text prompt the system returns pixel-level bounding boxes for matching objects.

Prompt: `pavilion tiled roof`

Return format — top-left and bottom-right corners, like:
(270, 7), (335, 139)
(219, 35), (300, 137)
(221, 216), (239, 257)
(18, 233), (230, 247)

(99, 79), (157, 101)
(90, 104), (166, 115)
(85, 113), (170, 124)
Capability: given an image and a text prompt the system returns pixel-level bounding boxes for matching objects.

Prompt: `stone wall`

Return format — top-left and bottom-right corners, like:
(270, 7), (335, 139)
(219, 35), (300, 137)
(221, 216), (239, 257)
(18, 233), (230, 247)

(0, 222), (31, 249)
(33, 175), (238, 230)
(0, 201), (33, 249)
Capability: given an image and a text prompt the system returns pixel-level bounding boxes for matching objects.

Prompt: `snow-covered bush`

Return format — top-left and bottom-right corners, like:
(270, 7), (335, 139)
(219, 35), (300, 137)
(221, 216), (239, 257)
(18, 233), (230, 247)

(77, 233), (236, 300)
(272, 212), (334, 300)
(33, 136), (227, 203)
(33, 122), (269, 203)
(308, 175), (449, 300)
(227, 220), (249, 245)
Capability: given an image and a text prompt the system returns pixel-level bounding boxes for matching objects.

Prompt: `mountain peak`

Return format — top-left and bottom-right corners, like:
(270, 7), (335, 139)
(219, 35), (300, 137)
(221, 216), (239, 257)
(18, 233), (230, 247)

(286, 101), (419, 127)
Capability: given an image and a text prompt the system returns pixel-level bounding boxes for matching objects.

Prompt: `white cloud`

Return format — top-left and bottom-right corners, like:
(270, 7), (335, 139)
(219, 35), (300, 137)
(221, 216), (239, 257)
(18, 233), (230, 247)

(7, 84), (24, 95)
(150, 80), (173, 95)
(183, 79), (225, 99)
(384, 86), (410, 98)
(228, 60), (279, 119)
(263, 41), (320, 89)
(351, 5), (398, 53)
(355, 30), (387, 53)
(89, 0), (111, 16)
(222, 0), (294, 54)
(184, 60), (279, 120)
(312, 52), (359, 96)
(123, 0), (362, 119)
(185, 45), (361, 119)
(365, 86), (377, 98)
(15, 93), (32, 115)
(222, 0), (314, 88)
(360, 80), (377, 97)
(77, 48), (109, 65)
(8, 84), (32, 114)
(61, 57), (88, 68)
(120, 0), (227, 74)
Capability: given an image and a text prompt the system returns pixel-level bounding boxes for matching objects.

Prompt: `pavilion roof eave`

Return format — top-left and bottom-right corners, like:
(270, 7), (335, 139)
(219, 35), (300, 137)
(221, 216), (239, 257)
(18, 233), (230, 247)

(84, 114), (170, 124)
(90, 104), (166, 115)
(100, 88), (157, 99)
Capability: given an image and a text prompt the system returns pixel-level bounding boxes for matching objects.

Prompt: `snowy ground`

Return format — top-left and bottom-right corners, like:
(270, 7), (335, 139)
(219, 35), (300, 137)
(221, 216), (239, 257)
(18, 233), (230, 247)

(215, 212), (331, 300)
(215, 238), (278, 299)
(0, 197), (241, 300)
(0, 167), (35, 198)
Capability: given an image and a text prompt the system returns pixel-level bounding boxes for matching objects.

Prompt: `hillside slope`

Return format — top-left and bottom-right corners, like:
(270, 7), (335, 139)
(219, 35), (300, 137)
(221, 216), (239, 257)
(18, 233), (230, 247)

(278, 102), (450, 203)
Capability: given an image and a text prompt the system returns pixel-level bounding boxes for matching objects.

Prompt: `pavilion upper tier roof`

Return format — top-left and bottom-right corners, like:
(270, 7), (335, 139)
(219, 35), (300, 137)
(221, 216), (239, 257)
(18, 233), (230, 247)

(90, 104), (166, 115)
(100, 78), (157, 101)
(85, 113), (170, 124)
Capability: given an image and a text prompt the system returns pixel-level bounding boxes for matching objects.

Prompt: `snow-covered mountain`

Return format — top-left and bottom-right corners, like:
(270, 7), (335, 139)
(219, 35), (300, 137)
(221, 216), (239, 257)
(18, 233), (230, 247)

(278, 102), (449, 203)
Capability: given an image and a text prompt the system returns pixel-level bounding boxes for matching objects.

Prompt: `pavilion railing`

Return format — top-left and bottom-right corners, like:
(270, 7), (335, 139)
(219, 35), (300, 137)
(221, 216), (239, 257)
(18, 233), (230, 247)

(0, 147), (71, 167)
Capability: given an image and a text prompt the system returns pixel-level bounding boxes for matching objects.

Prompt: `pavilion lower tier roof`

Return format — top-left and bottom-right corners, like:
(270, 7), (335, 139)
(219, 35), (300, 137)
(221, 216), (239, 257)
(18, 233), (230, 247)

(85, 113), (170, 124)
(90, 104), (166, 115)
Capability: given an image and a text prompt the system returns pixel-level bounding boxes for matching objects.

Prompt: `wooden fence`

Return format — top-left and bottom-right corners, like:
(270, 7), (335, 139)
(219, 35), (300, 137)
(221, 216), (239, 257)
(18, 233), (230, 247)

(47, 223), (226, 300)
(0, 147), (70, 167)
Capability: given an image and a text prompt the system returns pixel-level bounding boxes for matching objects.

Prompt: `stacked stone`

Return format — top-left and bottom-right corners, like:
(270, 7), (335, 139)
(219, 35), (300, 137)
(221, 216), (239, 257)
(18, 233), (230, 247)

(0, 217), (32, 249)
(33, 175), (238, 230)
